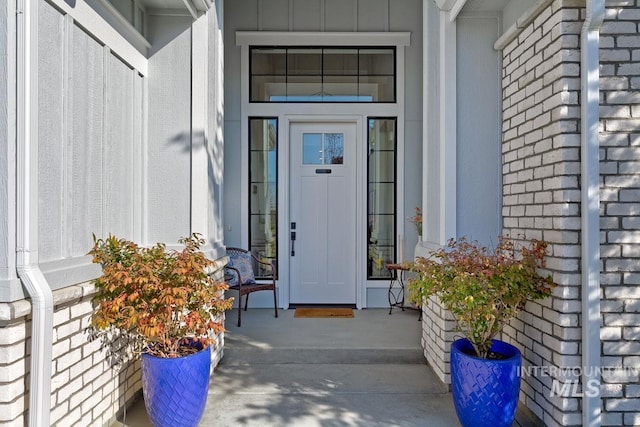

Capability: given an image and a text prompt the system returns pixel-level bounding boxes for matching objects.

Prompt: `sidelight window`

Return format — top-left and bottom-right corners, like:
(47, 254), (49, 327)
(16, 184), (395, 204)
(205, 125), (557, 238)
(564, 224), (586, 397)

(249, 118), (278, 278)
(367, 118), (396, 279)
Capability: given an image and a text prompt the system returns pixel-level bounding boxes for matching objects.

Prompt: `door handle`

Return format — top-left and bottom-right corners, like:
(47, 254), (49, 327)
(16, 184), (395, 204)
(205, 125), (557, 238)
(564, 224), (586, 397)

(291, 231), (296, 256)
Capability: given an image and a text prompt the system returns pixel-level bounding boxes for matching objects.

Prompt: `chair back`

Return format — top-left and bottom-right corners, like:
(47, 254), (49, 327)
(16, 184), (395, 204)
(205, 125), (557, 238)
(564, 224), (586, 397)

(226, 248), (256, 286)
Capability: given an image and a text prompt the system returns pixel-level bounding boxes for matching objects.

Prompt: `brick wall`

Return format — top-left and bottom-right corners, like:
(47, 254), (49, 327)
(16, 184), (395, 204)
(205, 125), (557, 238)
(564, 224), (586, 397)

(599, 1), (640, 425)
(420, 296), (456, 385)
(498, 0), (584, 425)
(0, 263), (227, 426)
(497, 0), (640, 425)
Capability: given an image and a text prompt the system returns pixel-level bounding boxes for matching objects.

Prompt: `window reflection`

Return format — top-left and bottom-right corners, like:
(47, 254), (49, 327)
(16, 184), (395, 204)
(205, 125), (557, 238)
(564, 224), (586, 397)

(367, 118), (396, 279)
(250, 47), (396, 102)
(303, 133), (344, 165)
(303, 133), (323, 165)
(249, 118), (278, 277)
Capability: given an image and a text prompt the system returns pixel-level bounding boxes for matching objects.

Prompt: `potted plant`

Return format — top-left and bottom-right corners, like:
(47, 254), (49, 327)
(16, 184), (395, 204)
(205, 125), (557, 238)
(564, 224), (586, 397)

(89, 233), (234, 427)
(407, 235), (555, 427)
(408, 206), (423, 240)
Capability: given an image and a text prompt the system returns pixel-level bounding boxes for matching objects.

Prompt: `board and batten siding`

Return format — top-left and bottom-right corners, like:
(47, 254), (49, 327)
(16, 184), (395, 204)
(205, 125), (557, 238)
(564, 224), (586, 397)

(0, 0), (227, 425)
(37, 0), (144, 291)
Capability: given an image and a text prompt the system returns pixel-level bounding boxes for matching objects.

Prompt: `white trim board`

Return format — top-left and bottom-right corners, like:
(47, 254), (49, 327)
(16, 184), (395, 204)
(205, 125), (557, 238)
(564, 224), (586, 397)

(237, 31), (409, 308)
(236, 31), (411, 47)
(47, 0), (149, 74)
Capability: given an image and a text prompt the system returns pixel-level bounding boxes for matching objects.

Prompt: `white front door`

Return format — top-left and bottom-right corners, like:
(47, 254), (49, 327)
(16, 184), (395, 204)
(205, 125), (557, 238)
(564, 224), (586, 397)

(289, 122), (357, 304)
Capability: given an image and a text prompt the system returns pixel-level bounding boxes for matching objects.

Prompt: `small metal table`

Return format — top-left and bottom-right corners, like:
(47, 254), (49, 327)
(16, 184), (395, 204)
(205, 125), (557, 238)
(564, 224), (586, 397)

(386, 263), (422, 320)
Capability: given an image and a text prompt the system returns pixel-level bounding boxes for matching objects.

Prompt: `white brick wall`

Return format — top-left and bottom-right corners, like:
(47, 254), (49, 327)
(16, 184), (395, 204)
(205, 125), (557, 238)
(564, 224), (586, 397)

(600, 0), (640, 424)
(420, 296), (456, 385)
(497, 0), (640, 425)
(0, 261), (227, 427)
(500, 0), (584, 425)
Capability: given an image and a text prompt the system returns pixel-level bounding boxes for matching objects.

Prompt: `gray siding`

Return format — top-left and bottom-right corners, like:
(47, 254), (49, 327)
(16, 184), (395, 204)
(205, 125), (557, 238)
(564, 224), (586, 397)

(70, 27), (105, 257)
(456, 14), (502, 244)
(146, 14), (192, 244)
(34, 1), (145, 291)
(207, 5), (226, 250)
(38, 1), (65, 262)
(1, 0), (228, 423)
(104, 53), (136, 239)
(324, 0), (357, 31)
(224, 0), (424, 251)
(0, 0), (17, 294)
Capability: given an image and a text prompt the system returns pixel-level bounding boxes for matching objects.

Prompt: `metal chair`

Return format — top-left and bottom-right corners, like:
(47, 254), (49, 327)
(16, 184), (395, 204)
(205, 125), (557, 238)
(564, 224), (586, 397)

(224, 247), (278, 327)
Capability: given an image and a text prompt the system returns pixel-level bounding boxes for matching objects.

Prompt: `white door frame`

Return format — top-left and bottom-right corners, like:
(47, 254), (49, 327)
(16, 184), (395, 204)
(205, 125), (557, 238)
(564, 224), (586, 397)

(237, 32), (409, 309)
(279, 115), (365, 308)
(287, 121), (358, 304)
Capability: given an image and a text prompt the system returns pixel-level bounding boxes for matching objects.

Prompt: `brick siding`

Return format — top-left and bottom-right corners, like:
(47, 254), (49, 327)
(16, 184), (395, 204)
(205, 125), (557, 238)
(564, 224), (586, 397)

(599, 0), (640, 425)
(500, 1), (585, 425)
(420, 296), (456, 384)
(498, 0), (640, 425)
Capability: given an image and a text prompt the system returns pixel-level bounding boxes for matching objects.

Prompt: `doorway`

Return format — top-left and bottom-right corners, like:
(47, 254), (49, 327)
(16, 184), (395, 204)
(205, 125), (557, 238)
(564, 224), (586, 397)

(289, 122), (357, 304)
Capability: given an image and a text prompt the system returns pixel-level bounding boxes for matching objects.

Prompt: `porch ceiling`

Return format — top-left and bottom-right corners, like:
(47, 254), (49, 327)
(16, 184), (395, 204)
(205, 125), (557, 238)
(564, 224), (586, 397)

(463, 0), (511, 12)
(140, 0), (516, 17)
(140, 0), (210, 13)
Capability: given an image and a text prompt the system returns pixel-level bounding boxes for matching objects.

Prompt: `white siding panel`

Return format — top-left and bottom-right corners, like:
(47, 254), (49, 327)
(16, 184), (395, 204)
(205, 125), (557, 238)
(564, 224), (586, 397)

(292, 0), (322, 31)
(38, 1), (65, 262)
(0, 0), (11, 280)
(71, 25), (104, 256)
(259, 0), (289, 31)
(133, 71), (143, 243)
(222, 121), (242, 247)
(422, 0), (440, 245)
(356, 0), (388, 32)
(104, 53), (135, 239)
(224, 5), (242, 121)
(456, 15), (502, 244)
(208, 4), (225, 253)
(324, 0), (356, 31)
(404, 118), (422, 249)
(391, 0), (421, 121)
(146, 16), (192, 244)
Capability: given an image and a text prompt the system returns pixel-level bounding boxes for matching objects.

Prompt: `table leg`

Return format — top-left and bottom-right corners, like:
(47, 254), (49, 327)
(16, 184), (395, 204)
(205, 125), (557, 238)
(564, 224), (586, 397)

(388, 269), (405, 314)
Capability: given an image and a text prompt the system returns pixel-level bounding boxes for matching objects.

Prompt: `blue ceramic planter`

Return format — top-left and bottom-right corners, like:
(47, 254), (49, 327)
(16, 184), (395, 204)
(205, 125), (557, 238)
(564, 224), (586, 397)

(141, 344), (211, 427)
(450, 338), (522, 427)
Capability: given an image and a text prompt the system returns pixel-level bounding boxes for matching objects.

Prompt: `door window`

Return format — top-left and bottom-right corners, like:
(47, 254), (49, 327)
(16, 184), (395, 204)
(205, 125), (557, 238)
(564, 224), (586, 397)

(302, 133), (344, 165)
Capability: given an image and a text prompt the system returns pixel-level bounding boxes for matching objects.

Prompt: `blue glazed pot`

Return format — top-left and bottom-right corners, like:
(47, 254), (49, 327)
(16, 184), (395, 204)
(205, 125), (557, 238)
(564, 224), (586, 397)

(141, 343), (211, 427)
(450, 338), (522, 427)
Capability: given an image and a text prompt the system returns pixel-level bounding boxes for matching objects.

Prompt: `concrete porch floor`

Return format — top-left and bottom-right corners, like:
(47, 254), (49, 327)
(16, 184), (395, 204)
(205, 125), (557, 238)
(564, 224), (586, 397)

(112, 308), (543, 427)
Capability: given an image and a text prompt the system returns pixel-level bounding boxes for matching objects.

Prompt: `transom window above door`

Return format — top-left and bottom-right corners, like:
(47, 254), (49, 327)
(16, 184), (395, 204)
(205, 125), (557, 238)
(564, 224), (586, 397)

(250, 47), (395, 103)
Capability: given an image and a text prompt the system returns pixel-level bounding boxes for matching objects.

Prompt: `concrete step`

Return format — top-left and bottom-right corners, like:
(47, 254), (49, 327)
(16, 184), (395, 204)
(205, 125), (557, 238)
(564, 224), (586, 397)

(211, 363), (449, 396)
(221, 345), (426, 365)
(202, 362), (459, 427)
